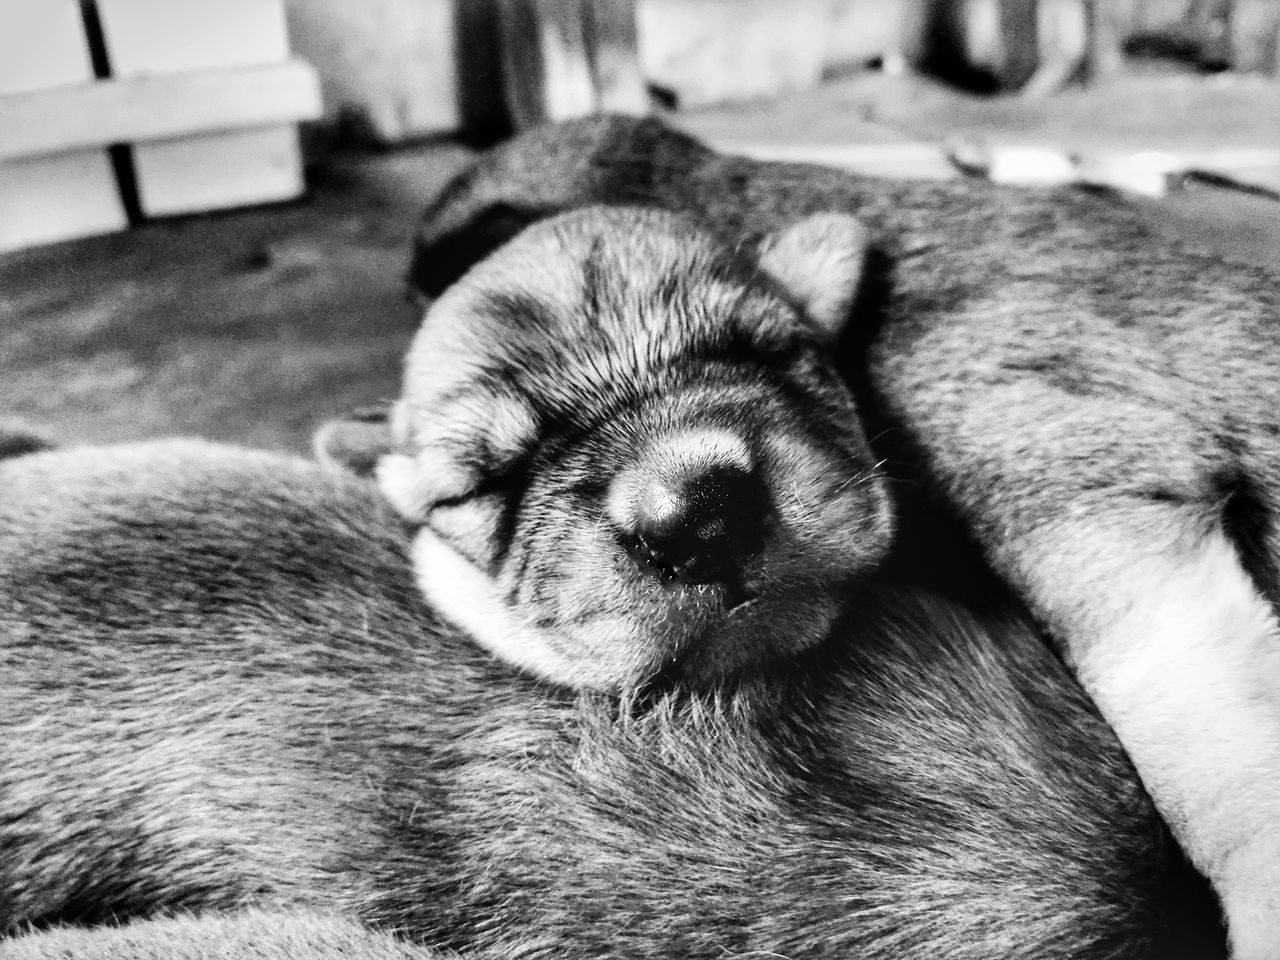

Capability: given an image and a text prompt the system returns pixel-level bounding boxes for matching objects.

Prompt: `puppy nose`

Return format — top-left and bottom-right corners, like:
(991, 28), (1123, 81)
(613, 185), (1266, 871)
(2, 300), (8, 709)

(629, 463), (769, 584)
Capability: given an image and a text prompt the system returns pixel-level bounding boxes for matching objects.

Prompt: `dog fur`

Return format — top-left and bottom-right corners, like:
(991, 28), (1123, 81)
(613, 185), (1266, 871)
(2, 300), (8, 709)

(338, 204), (892, 693)
(403, 115), (1280, 957)
(2, 910), (447, 960)
(0, 441), (1216, 958)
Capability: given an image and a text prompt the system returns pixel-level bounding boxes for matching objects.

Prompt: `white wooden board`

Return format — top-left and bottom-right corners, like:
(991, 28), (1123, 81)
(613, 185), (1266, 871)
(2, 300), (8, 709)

(95, 0), (306, 217)
(0, 152), (128, 253)
(0, 0), (127, 253)
(0, 61), (321, 160)
(128, 126), (304, 215)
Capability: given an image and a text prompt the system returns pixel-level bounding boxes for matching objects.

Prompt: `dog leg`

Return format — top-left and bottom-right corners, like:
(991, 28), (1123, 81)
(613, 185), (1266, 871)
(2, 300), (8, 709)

(0, 909), (450, 959)
(1010, 509), (1280, 959)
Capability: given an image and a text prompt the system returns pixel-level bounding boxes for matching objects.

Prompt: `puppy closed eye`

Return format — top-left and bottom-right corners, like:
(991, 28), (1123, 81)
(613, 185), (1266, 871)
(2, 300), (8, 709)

(429, 494), (509, 573)
(382, 390), (538, 521)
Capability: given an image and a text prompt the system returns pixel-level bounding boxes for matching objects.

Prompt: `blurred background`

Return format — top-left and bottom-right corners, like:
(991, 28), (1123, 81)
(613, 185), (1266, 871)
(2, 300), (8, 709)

(2, 0), (1278, 451)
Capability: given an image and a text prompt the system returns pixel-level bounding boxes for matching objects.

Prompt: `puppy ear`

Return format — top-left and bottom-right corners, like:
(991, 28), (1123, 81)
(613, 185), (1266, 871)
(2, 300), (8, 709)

(313, 407), (395, 479)
(756, 213), (869, 344)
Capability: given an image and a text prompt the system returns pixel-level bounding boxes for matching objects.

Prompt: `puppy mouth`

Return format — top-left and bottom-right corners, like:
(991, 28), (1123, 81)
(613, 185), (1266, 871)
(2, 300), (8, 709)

(631, 597), (767, 701)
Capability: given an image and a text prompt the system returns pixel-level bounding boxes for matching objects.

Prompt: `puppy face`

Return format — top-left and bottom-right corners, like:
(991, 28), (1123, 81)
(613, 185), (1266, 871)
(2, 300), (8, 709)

(376, 206), (893, 691)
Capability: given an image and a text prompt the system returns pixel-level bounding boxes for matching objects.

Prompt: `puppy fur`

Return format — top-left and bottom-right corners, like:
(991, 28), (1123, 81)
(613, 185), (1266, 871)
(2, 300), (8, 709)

(0, 442), (1211, 959)
(364, 205), (890, 693)
(2, 910), (447, 960)
(405, 115), (1280, 956)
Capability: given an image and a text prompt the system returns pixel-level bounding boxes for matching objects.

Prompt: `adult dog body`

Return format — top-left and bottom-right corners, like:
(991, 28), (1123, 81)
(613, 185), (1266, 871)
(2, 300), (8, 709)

(0, 441), (1193, 958)
(408, 116), (1280, 956)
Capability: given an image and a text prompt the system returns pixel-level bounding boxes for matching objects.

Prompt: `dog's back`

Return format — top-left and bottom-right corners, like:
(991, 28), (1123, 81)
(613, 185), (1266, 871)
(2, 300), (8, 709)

(0, 441), (1216, 958)
(408, 116), (1280, 954)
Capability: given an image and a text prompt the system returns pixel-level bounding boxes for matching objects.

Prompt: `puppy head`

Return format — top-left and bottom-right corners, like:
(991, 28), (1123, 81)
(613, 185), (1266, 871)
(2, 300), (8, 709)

(352, 206), (892, 691)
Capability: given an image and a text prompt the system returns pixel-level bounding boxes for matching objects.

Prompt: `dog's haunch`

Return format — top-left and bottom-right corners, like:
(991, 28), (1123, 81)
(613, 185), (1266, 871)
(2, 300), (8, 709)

(345, 206), (890, 691)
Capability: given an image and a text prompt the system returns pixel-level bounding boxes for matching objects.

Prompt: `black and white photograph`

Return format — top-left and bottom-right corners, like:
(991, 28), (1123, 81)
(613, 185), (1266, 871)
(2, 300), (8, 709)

(2, 2), (1279, 958)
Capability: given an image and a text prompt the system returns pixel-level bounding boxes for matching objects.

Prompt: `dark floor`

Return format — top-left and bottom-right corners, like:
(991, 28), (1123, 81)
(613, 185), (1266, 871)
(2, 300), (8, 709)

(3, 70), (1278, 453)
(0, 144), (472, 452)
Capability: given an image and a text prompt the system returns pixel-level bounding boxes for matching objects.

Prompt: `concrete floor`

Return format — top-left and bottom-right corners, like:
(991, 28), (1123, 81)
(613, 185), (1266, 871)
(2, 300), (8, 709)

(2, 70), (1277, 452)
(0, 143), (472, 451)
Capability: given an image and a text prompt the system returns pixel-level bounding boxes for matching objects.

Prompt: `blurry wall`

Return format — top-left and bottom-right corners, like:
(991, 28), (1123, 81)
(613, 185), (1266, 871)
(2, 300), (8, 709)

(282, 0), (1278, 145)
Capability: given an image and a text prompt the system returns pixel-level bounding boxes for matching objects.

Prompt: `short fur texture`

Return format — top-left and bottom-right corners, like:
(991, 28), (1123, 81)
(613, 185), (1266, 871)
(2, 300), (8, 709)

(404, 115), (1280, 956)
(2, 910), (447, 960)
(0, 442), (1214, 958)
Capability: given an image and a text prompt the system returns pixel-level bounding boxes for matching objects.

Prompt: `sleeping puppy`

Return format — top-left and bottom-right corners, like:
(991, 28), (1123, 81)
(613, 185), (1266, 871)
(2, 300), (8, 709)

(0, 439), (1215, 958)
(395, 115), (1280, 958)
(322, 204), (892, 692)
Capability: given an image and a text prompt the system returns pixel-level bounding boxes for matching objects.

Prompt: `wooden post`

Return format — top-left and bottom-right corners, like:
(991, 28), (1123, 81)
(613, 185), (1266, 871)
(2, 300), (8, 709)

(94, 0), (306, 217)
(998, 0), (1042, 88)
(497, 0), (595, 127)
(1083, 0), (1124, 80)
(0, 0), (128, 252)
